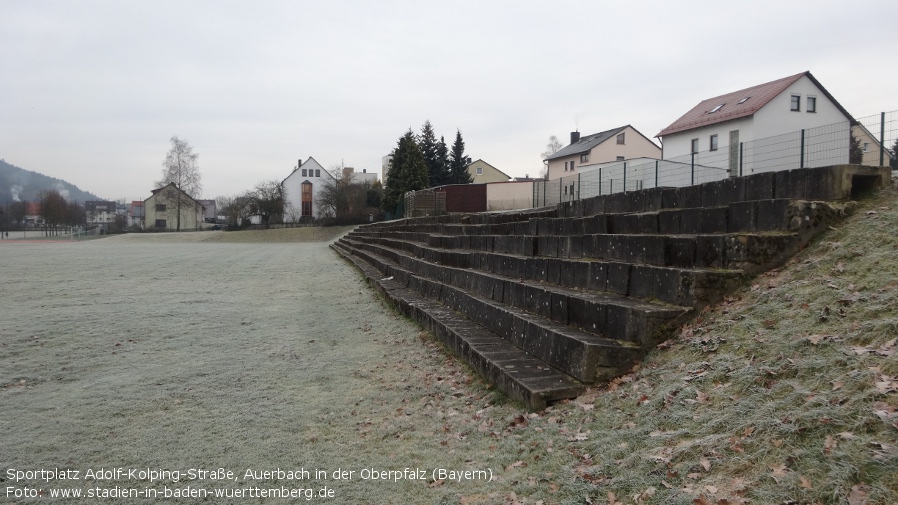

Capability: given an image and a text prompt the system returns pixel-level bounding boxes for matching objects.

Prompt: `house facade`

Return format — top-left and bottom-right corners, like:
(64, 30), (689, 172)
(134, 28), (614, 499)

(129, 201), (145, 228)
(283, 157), (335, 221)
(467, 159), (511, 183)
(143, 183), (204, 231)
(656, 71), (854, 175)
(545, 126), (660, 181)
(84, 201), (117, 227)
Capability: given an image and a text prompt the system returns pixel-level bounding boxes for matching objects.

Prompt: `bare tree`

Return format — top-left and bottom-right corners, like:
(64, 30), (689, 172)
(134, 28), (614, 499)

(253, 180), (284, 228)
(157, 136), (202, 231)
(541, 135), (563, 179)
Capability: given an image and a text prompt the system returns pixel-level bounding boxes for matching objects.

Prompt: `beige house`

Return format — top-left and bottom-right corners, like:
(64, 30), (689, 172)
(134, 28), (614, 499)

(467, 159), (511, 183)
(852, 124), (894, 167)
(144, 182), (204, 231)
(545, 126), (660, 180)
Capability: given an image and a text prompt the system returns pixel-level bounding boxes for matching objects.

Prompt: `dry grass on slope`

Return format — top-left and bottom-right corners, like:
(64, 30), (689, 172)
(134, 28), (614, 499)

(499, 181), (898, 505)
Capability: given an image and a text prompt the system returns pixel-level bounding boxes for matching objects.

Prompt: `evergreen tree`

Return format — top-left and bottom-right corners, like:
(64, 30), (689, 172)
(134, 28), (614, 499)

(891, 138), (898, 170)
(448, 129), (473, 184)
(382, 129), (429, 214)
(418, 120), (446, 187)
(849, 133), (863, 164)
(437, 136), (450, 182)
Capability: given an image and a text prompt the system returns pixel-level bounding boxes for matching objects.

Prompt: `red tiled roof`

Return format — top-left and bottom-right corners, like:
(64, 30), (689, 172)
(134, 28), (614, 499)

(27, 202), (41, 215)
(656, 72), (808, 137)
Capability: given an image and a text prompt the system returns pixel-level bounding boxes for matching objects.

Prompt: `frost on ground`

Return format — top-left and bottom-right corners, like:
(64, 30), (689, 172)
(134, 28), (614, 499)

(0, 232), (535, 504)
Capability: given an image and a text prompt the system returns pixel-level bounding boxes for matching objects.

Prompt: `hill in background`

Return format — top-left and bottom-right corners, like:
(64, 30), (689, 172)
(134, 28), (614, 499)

(0, 159), (102, 206)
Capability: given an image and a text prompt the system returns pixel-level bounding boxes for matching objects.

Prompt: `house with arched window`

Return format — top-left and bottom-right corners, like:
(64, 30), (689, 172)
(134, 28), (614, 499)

(282, 157), (335, 221)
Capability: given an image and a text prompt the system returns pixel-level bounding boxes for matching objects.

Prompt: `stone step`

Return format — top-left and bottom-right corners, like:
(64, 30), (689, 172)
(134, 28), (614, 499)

(345, 229), (801, 274)
(355, 198), (845, 239)
(338, 236), (689, 348)
(341, 233), (743, 307)
(336, 239), (651, 383)
(331, 242), (585, 410)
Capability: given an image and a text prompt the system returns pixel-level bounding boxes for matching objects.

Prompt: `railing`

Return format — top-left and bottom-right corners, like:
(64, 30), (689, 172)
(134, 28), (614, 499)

(535, 110), (896, 207)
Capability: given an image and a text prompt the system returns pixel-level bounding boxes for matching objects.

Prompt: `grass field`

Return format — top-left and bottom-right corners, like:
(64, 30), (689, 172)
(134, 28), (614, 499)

(2, 185), (897, 504)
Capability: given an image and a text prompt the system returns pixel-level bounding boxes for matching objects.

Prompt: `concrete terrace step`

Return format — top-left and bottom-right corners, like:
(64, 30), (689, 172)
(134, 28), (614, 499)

(333, 165), (891, 410)
(345, 229), (801, 275)
(336, 239), (651, 383)
(340, 233), (743, 308)
(331, 242), (584, 409)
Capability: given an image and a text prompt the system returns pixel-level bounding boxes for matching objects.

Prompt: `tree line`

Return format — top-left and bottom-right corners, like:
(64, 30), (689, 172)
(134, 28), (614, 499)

(382, 121), (472, 214)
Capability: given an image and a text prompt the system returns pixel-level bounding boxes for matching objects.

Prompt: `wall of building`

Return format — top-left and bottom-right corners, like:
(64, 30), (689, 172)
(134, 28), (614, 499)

(434, 184), (487, 213)
(547, 126), (660, 180)
(283, 158), (333, 220)
(486, 181), (533, 210)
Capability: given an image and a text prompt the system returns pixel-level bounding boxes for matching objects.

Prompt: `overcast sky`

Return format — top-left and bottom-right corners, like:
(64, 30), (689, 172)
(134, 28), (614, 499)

(1, 0), (895, 202)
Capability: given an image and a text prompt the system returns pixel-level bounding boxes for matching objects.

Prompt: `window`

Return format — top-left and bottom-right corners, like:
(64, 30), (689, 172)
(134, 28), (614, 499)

(564, 186), (568, 195)
(155, 219), (166, 228)
(301, 169), (307, 176)
(616, 133), (625, 144)
(315, 170), (320, 177)
(709, 104), (725, 113)
(155, 204), (166, 212)
(737, 96), (751, 104)
(166, 190), (174, 198)
(807, 96), (816, 113)
(710, 134), (718, 151)
(790, 95), (800, 111)
(570, 161), (575, 171)
(476, 167), (483, 175)
(616, 156), (625, 161)
(580, 153), (589, 163)
(301, 181), (313, 217)
(863, 142), (870, 152)
(691, 139), (699, 154)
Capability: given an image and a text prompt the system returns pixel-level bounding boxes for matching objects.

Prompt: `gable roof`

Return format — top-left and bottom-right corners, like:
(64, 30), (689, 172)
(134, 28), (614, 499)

(545, 126), (628, 161)
(282, 156), (336, 184)
(466, 159), (511, 179)
(656, 71), (854, 137)
(145, 182), (200, 206)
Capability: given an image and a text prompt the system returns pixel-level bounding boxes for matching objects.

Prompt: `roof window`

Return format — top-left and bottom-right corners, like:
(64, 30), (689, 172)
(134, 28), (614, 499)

(737, 96), (751, 104)
(709, 104), (725, 113)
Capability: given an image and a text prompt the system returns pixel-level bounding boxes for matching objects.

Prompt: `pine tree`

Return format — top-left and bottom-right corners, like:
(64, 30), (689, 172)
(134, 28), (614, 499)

(448, 129), (472, 184)
(891, 138), (898, 170)
(382, 129), (429, 214)
(437, 136), (450, 182)
(418, 120), (446, 187)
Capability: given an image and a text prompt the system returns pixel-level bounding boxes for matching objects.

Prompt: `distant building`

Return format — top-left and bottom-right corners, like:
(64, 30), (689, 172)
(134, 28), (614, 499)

(143, 183), (204, 231)
(467, 159), (510, 183)
(343, 167), (379, 185)
(545, 126), (660, 180)
(129, 201), (145, 228)
(196, 199), (217, 223)
(84, 201), (117, 228)
(282, 157), (336, 221)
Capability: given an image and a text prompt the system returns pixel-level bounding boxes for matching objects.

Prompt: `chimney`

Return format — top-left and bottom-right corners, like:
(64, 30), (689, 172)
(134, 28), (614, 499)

(362, 169), (367, 173)
(570, 131), (580, 144)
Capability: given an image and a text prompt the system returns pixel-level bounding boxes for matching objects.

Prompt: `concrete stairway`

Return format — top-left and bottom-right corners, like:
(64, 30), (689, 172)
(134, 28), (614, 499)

(331, 165), (890, 409)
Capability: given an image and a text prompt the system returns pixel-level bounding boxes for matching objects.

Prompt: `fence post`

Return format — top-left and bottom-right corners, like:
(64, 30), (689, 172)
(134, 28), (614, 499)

(599, 168), (603, 196)
(543, 179), (546, 207)
(881, 112), (886, 167)
(559, 178), (562, 204)
(655, 160), (659, 188)
(800, 129), (805, 168)
(577, 173), (581, 200)
(739, 142), (744, 177)
(623, 162), (627, 192)
(690, 153), (695, 186)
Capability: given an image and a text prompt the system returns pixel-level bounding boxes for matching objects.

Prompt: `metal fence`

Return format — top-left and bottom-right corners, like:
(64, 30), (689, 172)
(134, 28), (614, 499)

(534, 110), (896, 207)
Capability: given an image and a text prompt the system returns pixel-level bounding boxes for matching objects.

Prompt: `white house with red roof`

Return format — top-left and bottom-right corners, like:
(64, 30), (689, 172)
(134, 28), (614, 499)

(656, 71), (854, 176)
